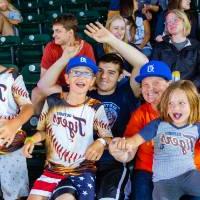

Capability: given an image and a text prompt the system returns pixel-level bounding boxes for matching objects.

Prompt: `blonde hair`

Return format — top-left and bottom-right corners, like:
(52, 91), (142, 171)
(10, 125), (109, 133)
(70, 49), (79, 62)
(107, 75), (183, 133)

(104, 15), (128, 53)
(0, 0), (20, 12)
(166, 9), (191, 37)
(159, 80), (200, 124)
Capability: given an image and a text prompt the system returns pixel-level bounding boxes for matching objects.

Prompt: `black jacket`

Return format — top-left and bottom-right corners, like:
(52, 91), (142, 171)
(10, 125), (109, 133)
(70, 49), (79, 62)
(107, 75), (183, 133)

(151, 38), (200, 89)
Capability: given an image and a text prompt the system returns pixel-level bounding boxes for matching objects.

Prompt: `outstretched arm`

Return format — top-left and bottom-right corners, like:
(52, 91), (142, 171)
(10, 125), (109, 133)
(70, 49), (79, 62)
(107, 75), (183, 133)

(109, 134), (145, 163)
(85, 22), (148, 69)
(37, 42), (82, 95)
(84, 22), (148, 96)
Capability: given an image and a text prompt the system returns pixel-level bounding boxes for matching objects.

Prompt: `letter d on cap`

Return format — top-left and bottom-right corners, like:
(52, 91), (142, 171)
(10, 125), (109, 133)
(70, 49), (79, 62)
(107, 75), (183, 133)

(80, 57), (87, 63)
(147, 64), (154, 73)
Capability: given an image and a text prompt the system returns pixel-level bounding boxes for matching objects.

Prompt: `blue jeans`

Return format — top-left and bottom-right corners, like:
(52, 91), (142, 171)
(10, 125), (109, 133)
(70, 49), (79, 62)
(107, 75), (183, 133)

(131, 170), (153, 200)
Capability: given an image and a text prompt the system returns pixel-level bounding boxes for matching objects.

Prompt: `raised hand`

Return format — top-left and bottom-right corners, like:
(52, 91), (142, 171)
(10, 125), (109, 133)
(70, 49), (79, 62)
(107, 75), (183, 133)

(84, 21), (114, 44)
(61, 40), (83, 62)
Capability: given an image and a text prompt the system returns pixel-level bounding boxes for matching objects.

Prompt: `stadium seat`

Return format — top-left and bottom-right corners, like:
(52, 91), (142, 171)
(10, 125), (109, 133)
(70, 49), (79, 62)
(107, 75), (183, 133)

(65, 9), (101, 24)
(18, 34), (50, 67)
(43, 10), (62, 34)
(191, 0), (200, 11)
(0, 35), (20, 65)
(41, 0), (63, 13)
(18, 13), (45, 37)
(62, 0), (92, 10)
(18, 0), (42, 14)
(20, 63), (41, 92)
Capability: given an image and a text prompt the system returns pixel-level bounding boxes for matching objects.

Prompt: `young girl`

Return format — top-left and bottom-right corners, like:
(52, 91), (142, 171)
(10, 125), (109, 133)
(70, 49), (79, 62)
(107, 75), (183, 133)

(0, 0), (22, 35)
(111, 80), (200, 200)
(0, 65), (34, 199)
(23, 56), (112, 200)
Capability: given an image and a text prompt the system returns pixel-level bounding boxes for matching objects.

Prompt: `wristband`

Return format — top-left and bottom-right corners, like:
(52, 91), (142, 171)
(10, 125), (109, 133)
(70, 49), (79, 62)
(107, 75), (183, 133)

(97, 138), (107, 146)
(24, 137), (35, 144)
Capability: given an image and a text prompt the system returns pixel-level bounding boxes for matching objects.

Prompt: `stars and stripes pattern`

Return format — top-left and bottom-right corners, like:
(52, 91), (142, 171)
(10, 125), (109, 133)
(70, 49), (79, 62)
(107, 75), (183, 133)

(30, 169), (95, 199)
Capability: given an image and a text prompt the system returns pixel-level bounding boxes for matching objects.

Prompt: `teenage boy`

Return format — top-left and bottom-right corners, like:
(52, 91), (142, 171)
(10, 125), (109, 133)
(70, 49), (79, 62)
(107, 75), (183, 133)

(32, 13), (95, 114)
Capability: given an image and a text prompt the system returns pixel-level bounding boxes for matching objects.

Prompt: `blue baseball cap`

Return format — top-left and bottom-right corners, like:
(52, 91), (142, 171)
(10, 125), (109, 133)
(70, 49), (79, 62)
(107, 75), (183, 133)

(66, 56), (99, 74)
(135, 60), (172, 83)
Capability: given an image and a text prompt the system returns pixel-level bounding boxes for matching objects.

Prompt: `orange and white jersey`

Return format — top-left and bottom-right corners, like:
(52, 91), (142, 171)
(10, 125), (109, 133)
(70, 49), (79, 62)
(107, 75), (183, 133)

(38, 94), (112, 169)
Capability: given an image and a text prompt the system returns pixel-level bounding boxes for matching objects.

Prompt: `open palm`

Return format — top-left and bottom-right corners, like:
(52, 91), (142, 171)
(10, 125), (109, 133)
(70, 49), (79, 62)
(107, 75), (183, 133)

(84, 22), (114, 44)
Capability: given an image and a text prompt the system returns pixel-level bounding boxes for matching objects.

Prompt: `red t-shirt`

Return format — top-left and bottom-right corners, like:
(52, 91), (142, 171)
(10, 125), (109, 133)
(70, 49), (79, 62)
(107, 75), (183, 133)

(124, 102), (200, 171)
(41, 40), (95, 86)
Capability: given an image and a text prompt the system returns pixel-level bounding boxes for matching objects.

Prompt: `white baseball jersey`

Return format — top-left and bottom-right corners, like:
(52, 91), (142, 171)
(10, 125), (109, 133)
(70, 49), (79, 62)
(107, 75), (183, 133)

(0, 69), (31, 153)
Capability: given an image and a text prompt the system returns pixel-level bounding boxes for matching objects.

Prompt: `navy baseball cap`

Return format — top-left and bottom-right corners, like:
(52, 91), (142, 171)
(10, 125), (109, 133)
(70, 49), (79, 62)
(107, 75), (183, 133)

(135, 60), (172, 83)
(66, 56), (99, 74)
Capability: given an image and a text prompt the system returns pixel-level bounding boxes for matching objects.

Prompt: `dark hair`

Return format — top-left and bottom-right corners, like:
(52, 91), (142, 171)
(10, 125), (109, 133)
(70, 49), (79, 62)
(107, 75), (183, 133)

(52, 13), (78, 38)
(168, 0), (181, 9)
(168, 0), (191, 10)
(120, 0), (134, 18)
(119, 0), (136, 39)
(97, 53), (124, 74)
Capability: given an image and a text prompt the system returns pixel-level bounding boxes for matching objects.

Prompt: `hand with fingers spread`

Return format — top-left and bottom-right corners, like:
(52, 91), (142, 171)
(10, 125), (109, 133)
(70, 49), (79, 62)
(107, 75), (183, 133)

(0, 119), (20, 147)
(85, 139), (105, 161)
(61, 40), (83, 63)
(84, 22), (115, 44)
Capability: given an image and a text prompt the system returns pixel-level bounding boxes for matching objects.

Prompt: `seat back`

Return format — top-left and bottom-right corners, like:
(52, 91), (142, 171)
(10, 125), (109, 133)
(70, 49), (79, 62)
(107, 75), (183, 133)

(0, 36), (20, 64)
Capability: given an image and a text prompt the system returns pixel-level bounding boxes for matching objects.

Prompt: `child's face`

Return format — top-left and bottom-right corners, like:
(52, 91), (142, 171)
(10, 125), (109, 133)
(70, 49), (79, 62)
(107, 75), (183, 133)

(168, 89), (190, 127)
(65, 67), (95, 95)
(141, 76), (169, 107)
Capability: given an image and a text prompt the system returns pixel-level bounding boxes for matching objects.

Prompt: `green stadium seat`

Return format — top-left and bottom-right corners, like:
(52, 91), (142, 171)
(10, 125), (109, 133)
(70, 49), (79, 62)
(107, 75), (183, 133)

(21, 63), (41, 92)
(45, 10), (62, 20)
(18, 13), (45, 37)
(19, 0), (42, 14)
(0, 36), (20, 65)
(18, 34), (50, 67)
(65, 9), (101, 24)
(42, 0), (63, 13)
(21, 34), (50, 45)
(63, 0), (94, 10)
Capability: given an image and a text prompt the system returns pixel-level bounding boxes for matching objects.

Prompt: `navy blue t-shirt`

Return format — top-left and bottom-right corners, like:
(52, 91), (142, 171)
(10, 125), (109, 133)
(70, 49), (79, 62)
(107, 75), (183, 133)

(89, 80), (140, 163)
